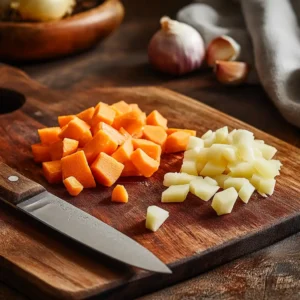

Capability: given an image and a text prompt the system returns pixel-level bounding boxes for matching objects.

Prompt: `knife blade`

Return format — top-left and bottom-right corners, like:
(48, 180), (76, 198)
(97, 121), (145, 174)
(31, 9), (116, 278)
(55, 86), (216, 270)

(0, 162), (171, 274)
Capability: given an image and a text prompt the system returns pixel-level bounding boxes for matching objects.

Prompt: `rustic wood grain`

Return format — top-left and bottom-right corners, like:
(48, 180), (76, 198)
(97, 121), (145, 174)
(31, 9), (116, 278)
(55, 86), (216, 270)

(0, 63), (300, 299)
(0, 0), (124, 61)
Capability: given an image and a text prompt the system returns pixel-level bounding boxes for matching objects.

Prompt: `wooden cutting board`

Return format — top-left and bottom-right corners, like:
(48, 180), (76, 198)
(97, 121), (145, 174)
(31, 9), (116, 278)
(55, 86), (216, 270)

(0, 64), (300, 300)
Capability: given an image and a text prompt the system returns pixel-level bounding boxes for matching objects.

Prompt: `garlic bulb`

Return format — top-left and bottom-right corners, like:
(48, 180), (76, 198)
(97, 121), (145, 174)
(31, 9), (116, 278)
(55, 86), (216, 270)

(13, 0), (75, 21)
(148, 16), (205, 75)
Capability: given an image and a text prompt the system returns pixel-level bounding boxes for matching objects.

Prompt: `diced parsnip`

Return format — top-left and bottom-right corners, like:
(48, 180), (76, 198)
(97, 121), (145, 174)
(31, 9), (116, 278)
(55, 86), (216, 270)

(269, 159), (282, 170)
(163, 172), (197, 186)
(254, 139), (265, 144)
(250, 174), (262, 190)
(232, 129), (254, 145)
(254, 158), (279, 178)
(201, 130), (213, 139)
(258, 178), (276, 195)
(187, 136), (204, 150)
(161, 184), (190, 203)
(200, 161), (227, 176)
(146, 206), (169, 232)
(196, 159), (206, 174)
(189, 177), (204, 194)
(184, 148), (201, 160)
(238, 144), (255, 162)
(211, 187), (238, 216)
(226, 129), (237, 144)
(258, 191), (268, 198)
(215, 126), (228, 143)
(213, 174), (230, 188)
(203, 132), (216, 147)
(181, 160), (198, 176)
(207, 144), (229, 162)
(223, 147), (237, 162)
(197, 148), (209, 161)
(204, 176), (218, 186)
(189, 179), (219, 201)
(228, 162), (255, 178)
(253, 147), (263, 158)
(254, 142), (277, 160)
(224, 177), (248, 191)
(239, 181), (255, 203)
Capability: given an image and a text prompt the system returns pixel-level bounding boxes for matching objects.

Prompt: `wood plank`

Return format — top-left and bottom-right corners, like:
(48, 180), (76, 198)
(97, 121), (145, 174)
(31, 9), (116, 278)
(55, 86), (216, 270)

(0, 64), (300, 299)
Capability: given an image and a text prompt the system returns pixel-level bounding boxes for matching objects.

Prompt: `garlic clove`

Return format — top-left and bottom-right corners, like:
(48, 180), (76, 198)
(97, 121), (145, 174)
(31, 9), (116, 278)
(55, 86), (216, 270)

(214, 60), (249, 85)
(206, 35), (241, 67)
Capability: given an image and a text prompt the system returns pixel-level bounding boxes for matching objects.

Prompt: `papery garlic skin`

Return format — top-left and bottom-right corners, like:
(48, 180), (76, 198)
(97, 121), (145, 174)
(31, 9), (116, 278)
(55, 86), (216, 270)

(14, 0), (75, 21)
(148, 16), (205, 75)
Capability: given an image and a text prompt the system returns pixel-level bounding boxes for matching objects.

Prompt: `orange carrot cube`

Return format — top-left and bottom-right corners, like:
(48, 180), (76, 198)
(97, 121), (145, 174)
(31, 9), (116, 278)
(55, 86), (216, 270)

(77, 107), (95, 124)
(165, 131), (190, 153)
(121, 161), (142, 177)
(112, 139), (133, 163)
(132, 139), (161, 161)
(78, 129), (93, 147)
(111, 185), (128, 203)
(129, 103), (143, 114)
(119, 127), (132, 139)
(63, 176), (84, 196)
(92, 102), (116, 126)
(49, 138), (79, 160)
(146, 110), (168, 129)
(38, 127), (61, 145)
(166, 128), (197, 136)
(111, 101), (132, 116)
(59, 118), (90, 142)
(31, 143), (51, 163)
(58, 115), (77, 128)
(143, 125), (167, 147)
(92, 122), (126, 145)
(113, 111), (145, 136)
(42, 160), (62, 184)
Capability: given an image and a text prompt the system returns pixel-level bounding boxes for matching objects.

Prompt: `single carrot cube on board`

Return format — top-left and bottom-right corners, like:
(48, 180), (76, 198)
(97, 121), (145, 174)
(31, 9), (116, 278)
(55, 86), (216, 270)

(31, 144), (51, 163)
(146, 110), (168, 129)
(91, 152), (124, 187)
(112, 139), (134, 163)
(119, 127), (132, 140)
(59, 118), (90, 142)
(38, 127), (61, 145)
(166, 128), (197, 136)
(78, 129), (93, 147)
(61, 151), (96, 188)
(113, 111), (146, 136)
(83, 130), (118, 164)
(121, 160), (142, 177)
(58, 115), (77, 128)
(92, 102), (116, 126)
(129, 103), (143, 114)
(111, 101), (131, 116)
(143, 125), (167, 148)
(164, 131), (190, 153)
(111, 185), (128, 203)
(63, 176), (84, 196)
(92, 122), (126, 145)
(132, 139), (161, 161)
(49, 138), (79, 160)
(42, 160), (62, 184)
(131, 148), (160, 177)
(77, 107), (95, 124)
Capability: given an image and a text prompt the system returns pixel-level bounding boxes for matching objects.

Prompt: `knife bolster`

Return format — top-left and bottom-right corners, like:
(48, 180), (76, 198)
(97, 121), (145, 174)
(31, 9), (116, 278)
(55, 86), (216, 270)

(0, 162), (45, 205)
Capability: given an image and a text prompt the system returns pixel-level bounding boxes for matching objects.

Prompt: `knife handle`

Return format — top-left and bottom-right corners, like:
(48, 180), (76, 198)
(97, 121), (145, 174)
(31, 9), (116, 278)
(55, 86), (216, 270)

(0, 162), (45, 205)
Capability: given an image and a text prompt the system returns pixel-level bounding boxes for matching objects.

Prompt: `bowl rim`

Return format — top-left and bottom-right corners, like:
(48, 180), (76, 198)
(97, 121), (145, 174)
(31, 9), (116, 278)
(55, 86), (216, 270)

(0, 0), (120, 28)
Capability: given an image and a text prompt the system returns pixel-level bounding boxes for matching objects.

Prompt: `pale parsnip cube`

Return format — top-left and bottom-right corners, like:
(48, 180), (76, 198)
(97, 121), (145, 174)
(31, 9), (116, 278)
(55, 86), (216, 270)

(250, 174), (262, 190)
(200, 161), (227, 177)
(189, 177), (205, 194)
(228, 162), (255, 178)
(238, 144), (255, 162)
(215, 126), (228, 143)
(258, 178), (276, 195)
(187, 136), (204, 150)
(184, 148), (201, 160)
(253, 147), (263, 158)
(181, 160), (198, 176)
(196, 160), (206, 174)
(258, 191), (268, 198)
(161, 184), (190, 203)
(211, 187), (238, 216)
(254, 158), (279, 178)
(239, 181), (255, 203)
(232, 129), (254, 145)
(163, 172), (197, 186)
(254, 143), (277, 160)
(201, 130), (213, 139)
(207, 144), (229, 162)
(269, 159), (282, 170)
(203, 132), (216, 147)
(224, 177), (248, 191)
(223, 147), (237, 162)
(190, 179), (219, 201)
(197, 148), (209, 161)
(204, 176), (218, 186)
(254, 139), (265, 144)
(146, 206), (169, 232)
(226, 129), (237, 144)
(213, 174), (230, 188)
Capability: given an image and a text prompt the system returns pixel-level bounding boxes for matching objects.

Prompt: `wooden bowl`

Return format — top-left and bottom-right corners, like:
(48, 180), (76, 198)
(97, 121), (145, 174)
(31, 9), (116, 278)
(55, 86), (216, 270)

(0, 0), (124, 61)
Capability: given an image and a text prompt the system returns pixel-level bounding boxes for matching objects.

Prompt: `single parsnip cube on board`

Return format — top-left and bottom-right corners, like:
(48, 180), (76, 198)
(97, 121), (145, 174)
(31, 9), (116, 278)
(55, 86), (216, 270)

(250, 173), (262, 190)
(226, 129), (237, 144)
(215, 126), (228, 143)
(254, 142), (277, 160)
(211, 187), (238, 216)
(239, 181), (255, 203)
(184, 148), (201, 160)
(254, 158), (280, 178)
(238, 144), (255, 162)
(204, 176), (218, 186)
(232, 129), (254, 146)
(146, 206), (169, 232)
(213, 174), (230, 188)
(163, 172), (197, 186)
(228, 162), (255, 178)
(189, 177), (204, 194)
(253, 147), (263, 158)
(200, 161), (226, 177)
(258, 178), (276, 195)
(187, 136), (204, 150)
(181, 160), (198, 176)
(223, 147), (237, 162)
(161, 184), (190, 203)
(207, 144), (229, 162)
(224, 177), (248, 192)
(202, 130), (213, 139)
(203, 132), (216, 147)
(190, 180), (219, 201)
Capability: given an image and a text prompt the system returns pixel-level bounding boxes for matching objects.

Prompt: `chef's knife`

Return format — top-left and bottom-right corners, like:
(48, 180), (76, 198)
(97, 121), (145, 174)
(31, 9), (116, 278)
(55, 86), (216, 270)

(0, 162), (171, 274)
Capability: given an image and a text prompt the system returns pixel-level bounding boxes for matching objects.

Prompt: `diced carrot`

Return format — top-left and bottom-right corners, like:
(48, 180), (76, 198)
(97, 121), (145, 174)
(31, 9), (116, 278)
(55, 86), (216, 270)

(77, 148), (83, 152)
(111, 101), (131, 116)
(78, 130), (93, 147)
(91, 152), (124, 187)
(132, 139), (161, 161)
(146, 110), (168, 129)
(58, 115), (77, 128)
(131, 148), (160, 177)
(143, 125), (167, 148)
(129, 103), (143, 114)
(92, 122), (126, 145)
(111, 185), (128, 203)
(166, 128), (197, 136)
(42, 160), (62, 184)
(58, 118), (90, 142)
(119, 127), (132, 139)
(121, 160), (142, 177)
(77, 107), (95, 124)
(132, 128), (144, 139)
(83, 130), (118, 164)
(112, 139), (133, 163)
(113, 111), (145, 136)
(63, 176), (83, 196)
(61, 150), (96, 188)
(31, 143), (51, 163)
(165, 131), (190, 153)
(49, 138), (79, 160)
(38, 127), (61, 145)
(92, 102), (116, 126)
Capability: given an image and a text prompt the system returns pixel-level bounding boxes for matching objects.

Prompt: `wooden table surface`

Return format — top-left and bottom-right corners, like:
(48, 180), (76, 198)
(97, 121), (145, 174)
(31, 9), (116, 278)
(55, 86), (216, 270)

(1, 0), (300, 299)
